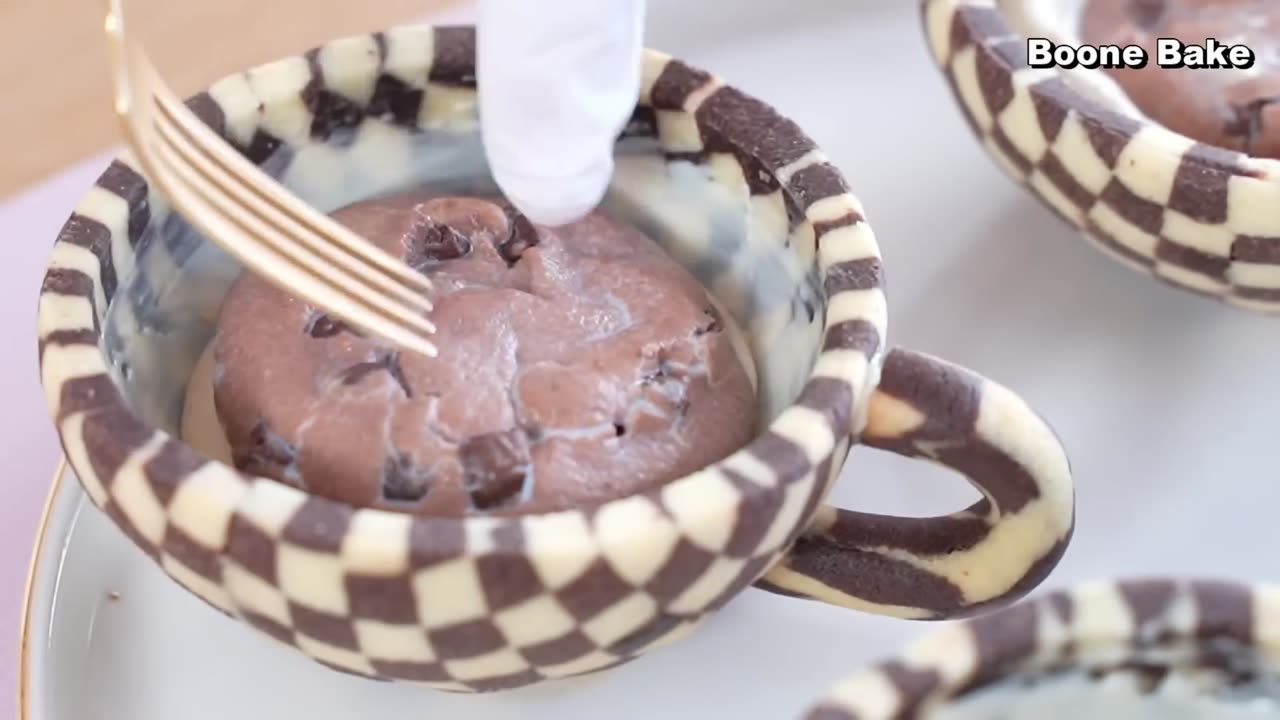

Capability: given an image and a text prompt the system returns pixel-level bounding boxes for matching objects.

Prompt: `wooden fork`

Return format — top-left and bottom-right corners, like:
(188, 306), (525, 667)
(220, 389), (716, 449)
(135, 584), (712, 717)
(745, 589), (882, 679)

(102, 0), (439, 357)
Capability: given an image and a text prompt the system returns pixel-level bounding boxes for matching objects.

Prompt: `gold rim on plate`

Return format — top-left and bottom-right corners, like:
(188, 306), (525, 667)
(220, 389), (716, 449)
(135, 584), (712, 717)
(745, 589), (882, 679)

(17, 456), (68, 720)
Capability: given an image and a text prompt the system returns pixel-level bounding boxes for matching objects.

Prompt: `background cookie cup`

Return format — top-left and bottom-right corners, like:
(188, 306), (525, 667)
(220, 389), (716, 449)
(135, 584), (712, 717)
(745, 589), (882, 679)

(920, 0), (1280, 312)
(802, 577), (1280, 719)
(36, 24), (1074, 692)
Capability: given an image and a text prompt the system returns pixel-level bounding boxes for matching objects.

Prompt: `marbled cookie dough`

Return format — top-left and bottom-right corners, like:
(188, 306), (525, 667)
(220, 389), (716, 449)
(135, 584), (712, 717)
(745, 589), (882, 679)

(932, 664), (1280, 720)
(803, 578), (1280, 720)
(209, 191), (759, 516)
(1082, 0), (1280, 158)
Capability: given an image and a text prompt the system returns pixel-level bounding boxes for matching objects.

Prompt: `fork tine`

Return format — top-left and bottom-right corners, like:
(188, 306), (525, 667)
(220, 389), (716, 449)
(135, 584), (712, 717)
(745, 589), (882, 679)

(124, 45), (433, 314)
(151, 93), (435, 316)
(106, 6), (438, 357)
(152, 89), (436, 306)
(104, 2), (146, 146)
(149, 119), (439, 338)
(102, 20), (440, 356)
(148, 72), (434, 296)
(144, 132), (439, 356)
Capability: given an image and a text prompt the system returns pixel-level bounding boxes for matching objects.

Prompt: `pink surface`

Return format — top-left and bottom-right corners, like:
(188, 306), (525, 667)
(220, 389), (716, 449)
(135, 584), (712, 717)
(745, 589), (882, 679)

(1, 149), (120, 719)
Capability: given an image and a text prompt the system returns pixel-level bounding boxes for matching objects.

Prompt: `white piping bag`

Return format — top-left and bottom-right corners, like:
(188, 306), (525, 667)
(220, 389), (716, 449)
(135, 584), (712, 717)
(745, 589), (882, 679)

(477, 0), (646, 226)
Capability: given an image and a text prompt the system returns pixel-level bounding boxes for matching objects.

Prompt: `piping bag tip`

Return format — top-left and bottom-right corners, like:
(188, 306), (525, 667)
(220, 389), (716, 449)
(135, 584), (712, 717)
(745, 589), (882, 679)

(490, 156), (616, 228)
(476, 0), (645, 226)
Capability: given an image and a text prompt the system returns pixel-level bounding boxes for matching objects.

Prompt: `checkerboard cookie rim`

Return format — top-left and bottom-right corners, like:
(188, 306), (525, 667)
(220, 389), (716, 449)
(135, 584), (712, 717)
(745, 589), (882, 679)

(921, 0), (1280, 311)
(37, 25), (888, 688)
(803, 577), (1278, 719)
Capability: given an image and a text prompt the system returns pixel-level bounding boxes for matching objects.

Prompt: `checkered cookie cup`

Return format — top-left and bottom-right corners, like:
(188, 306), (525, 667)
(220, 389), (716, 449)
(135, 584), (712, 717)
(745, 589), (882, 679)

(37, 25), (1074, 691)
(803, 577), (1280, 719)
(921, 0), (1280, 312)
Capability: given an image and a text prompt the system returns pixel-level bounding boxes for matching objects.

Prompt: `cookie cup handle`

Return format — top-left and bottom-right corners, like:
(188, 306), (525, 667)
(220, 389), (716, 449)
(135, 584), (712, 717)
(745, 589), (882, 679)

(755, 347), (1074, 619)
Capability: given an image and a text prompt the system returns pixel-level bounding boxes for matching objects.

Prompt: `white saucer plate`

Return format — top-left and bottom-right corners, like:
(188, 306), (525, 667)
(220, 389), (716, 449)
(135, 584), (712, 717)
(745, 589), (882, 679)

(18, 463), (917, 719)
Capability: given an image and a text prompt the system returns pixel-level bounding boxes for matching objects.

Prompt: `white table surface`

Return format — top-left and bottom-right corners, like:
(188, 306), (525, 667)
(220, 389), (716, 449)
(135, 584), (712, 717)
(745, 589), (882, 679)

(9, 1), (1280, 718)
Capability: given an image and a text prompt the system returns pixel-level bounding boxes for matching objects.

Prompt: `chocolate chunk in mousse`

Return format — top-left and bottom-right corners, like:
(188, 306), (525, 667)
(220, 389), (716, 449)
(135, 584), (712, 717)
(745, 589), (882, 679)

(1082, 0), (1280, 158)
(211, 191), (759, 516)
(496, 204), (540, 266)
(382, 450), (433, 503)
(405, 213), (471, 267)
(460, 429), (532, 510)
(234, 419), (297, 478)
(304, 312), (357, 339)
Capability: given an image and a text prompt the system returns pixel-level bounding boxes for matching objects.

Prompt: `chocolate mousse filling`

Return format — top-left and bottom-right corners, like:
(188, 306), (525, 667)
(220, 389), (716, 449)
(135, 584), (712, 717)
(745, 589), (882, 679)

(210, 191), (759, 516)
(1082, 0), (1280, 158)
